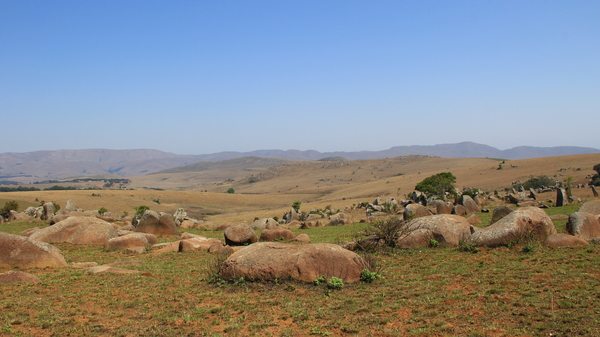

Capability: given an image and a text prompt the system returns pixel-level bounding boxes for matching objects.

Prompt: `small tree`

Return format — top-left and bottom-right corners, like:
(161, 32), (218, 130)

(415, 172), (457, 198)
(0, 200), (19, 218)
(98, 207), (108, 215)
(594, 163), (600, 176)
(134, 205), (150, 217)
(227, 188), (235, 194)
(292, 201), (302, 212)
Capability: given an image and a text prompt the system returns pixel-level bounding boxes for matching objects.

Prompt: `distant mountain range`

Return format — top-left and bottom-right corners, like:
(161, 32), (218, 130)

(1, 142), (598, 183)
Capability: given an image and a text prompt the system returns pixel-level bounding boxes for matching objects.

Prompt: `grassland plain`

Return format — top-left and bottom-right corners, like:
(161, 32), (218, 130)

(1, 203), (599, 337)
(2, 153), (599, 225)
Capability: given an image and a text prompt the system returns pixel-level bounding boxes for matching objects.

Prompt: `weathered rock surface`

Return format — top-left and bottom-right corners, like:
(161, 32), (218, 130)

(404, 204), (432, 220)
(452, 205), (467, 216)
(0, 232), (67, 268)
(259, 228), (296, 242)
(579, 200), (600, 215)
(465, 207), (556, 247)
(566, 212), (600, 239)
(136, 212), (180, 237)
(250, 218), (280, 230)
(429, 200), (453, 215)
(224, 225), (258, 246)
(491, 206), (513, 224)
(396, 215), (472, 249)
(556, 188), (568, 207)
(29, 217), (118, 244)
(291, 233), (311, 243)
(461, 195), (481, 214)
(544, 233), (589, 248)
(0, 271), (42, 284)
(219, 242), (370, 283)
(105, 233), (151, 251)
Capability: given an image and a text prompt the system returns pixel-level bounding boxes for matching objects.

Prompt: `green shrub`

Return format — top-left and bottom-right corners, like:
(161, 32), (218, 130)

(327, 277), (344, 290)
(429, 239), (439, 248)
(0, 200), (19, 218)
(458, 242), (480, 253)
(227, 188), (235, 194)
(360, 269), (381, 284)
(98, 207), (108, 215)
(134, 205), (150, 216)
(523, 244), (534, 253)
(313, 275), (327, 286)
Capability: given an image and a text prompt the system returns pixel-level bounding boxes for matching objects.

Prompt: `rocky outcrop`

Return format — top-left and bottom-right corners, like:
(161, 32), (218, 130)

(403, 204), (432, 220)
(566, 212), (600, 239)
(491, 206), (513, 224)
(396, 215), (472, 249)
(29, 217), (118, 244)
(224, 225), (258, 246)
(135, 212), (180, 237)
(579, 200), (600, 215)
(544, 233), (589, 248)
(0, 271), (42, 284)
(219, 242), (371, 283)
(250, 218), (280, 230)
(0, 232), (67, 268)
(259, 228), (296, 242)
(465, 207), (556, 247)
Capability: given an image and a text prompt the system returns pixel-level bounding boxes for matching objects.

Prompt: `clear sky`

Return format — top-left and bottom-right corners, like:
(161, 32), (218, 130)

(1, 1), (598, 155)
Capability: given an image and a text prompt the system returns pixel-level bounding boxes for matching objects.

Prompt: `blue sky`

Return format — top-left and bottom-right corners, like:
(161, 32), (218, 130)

(1, 1), (598, 155)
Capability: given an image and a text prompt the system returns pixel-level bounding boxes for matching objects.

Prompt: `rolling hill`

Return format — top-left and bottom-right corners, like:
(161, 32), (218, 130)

(1, 142), (598, 184)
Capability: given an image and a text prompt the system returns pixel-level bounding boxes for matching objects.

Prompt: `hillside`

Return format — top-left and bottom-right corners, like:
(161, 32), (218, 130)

(1, 142), (598, 184)
(3, 153), (598, 225)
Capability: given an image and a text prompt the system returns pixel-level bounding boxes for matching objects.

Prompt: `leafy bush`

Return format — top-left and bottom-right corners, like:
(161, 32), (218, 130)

(519, 175), (556, 190)
(594, 163), (600, 176)
(415, 172), (457, 198)
(98, 207), (108, 215)
(429, 239), (439, 248)
(327, 277), (344, 290)
(292, 201), (302, 212)
(360, 269), (381, 284)
(523, 244), (534, 253)
(227, 188), (235, 194)
(134, 205), (150, 217)
(458, 242), (480, 253)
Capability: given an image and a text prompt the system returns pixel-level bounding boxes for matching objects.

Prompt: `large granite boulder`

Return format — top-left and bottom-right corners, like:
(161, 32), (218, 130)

(566, 212), (600, 239)
(250, 218), (280, 230)
(544, 233), (589, 248)
(403, 204), (432, 220)
(0, 232), (67, 268)
(465, 207), (557, 247)
(259, 228), (296, 242)
(491, 206), (513, 224)
(579, 200), (600, 215)
(224, 225), (258, 246)
(219, 242), (371, 283)
(396, 215), (472, 249)
(29, 216), (118, 244)
(136, 212), (180, 237)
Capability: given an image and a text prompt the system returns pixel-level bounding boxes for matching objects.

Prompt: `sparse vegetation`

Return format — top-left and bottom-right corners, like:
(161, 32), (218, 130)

(227, 188), (235, 194)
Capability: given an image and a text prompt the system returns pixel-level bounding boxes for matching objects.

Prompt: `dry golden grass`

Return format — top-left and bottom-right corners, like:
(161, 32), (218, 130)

(2, 153), (599, 224)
